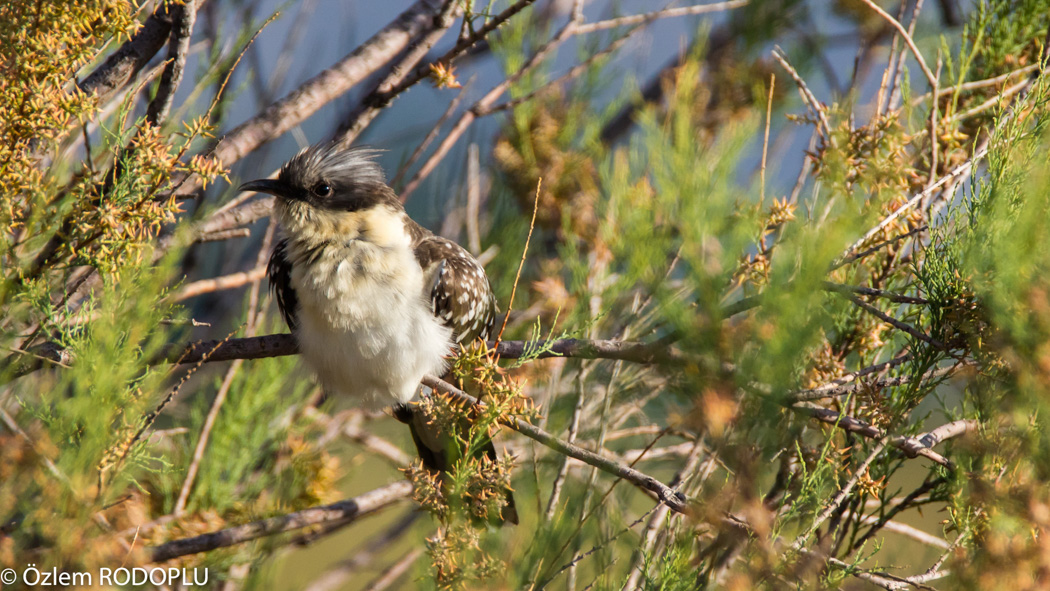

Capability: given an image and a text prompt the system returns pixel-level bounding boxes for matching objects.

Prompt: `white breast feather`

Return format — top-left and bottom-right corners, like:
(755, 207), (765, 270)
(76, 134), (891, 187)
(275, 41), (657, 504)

(281, 206), (452, 408)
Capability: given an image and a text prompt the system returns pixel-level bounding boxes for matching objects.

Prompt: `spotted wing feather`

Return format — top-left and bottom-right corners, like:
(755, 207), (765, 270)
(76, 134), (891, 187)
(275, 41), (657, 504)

(413, 236), (496, 344)
(268, 238), (299, 331)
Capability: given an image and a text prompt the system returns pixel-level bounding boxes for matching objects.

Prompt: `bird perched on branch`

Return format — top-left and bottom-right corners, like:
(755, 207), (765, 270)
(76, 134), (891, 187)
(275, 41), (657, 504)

(240, 142), (516, 523)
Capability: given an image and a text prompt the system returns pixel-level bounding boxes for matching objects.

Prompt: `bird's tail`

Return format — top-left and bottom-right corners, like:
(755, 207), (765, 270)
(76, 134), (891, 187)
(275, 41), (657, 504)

(393, 402), (518, 525)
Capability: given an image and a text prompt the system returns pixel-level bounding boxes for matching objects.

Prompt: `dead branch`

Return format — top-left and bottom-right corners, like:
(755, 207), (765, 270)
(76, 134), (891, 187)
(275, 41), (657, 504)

(79, 2), (196, 101)
(173, 0), (450, 197)
(173, 266), (267, 301)
(149, 480), (412, 563)
(794, 405), (978, 467)
(145, 0), (201, 126)
(334, 0), (461, 146)
(573, 0), (748, 34)
(422, 376), (691, 515)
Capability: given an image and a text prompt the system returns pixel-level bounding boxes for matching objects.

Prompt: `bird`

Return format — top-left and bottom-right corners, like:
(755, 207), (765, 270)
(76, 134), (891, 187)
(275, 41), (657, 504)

(239, 141), (516, 523)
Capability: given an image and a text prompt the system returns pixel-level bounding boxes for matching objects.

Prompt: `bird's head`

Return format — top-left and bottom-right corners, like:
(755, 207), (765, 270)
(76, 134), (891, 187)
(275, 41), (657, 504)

(239, 143), (401, 242)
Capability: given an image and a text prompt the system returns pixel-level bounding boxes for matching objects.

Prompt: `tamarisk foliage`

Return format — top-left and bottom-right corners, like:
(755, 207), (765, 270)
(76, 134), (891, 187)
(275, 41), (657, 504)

(2, 1), (1050, 590)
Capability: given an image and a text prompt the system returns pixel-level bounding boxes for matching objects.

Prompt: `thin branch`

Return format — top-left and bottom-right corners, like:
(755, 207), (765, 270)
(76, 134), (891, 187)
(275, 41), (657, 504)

(173, 0), (451, 197)
(1, 335), (684, 384)
(545, 372), (589, 520)
(150, 480), (412, 562)
(301, 512), (420, 591)
(496, 178), (541, 344)
(842, 293), (948, 351)
(787, 352), (913, 401)
(822, 282), (928, 305)
(772, 47), (831, 140)
(856, 514), (951, 549)
(145, 0), (200, 126)
(78, 2), (190, 101)
(422, 376), (691, 515)
(790, 438), (889, 552)
(831, 225), (928, 270)
(390, 80), (471, 189)
(837, 144), (983, 263)
(343, 422), (412, 468)
(333, 0), (461, 146)
(910, 64), (1040, 106)
(362, 547), (424, 591)
(399, 9), (586, 201)
(793, 405), (977, 467)
(571, 0), (749, 34)
(858, 0), (938, 89)
(193, 227), (252, 243)
(172, 266), (266, 301)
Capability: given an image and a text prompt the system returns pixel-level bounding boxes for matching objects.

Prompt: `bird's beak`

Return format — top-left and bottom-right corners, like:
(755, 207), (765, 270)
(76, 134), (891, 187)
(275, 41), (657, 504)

(239, 178), (289, 197)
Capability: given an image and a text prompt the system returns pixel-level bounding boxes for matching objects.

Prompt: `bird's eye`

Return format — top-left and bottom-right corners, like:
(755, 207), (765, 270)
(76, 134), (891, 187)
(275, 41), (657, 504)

(311, 182), (332, 197)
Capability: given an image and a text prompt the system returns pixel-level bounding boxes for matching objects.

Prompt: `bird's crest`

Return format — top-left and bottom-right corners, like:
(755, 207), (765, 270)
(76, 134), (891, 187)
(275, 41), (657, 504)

(280, 143), (385, 191)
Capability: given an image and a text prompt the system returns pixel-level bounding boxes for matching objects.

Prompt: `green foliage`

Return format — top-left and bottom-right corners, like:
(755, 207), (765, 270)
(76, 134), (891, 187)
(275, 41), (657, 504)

(3, 0), (1050, 589)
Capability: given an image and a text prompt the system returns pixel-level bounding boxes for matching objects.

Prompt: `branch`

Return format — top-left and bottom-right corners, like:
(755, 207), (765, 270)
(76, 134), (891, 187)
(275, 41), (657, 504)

(572, 0), (749, 34)
(1, 335), (683, 383)
(333, 0), (461, 146)
(842, 293), (948, 351)
(149, 480), (412, 563)
(790, 438), (889, 552)
(858, 0), (938, 89)
(79, 2), (193, 101)
(421, 376), (691, 515)
(145, 0), (200, 126)
(173, 0), (450, 197)
(173, 266), (267, 301)
(839, 146), (986, 261)
(793, 405), (978, 467)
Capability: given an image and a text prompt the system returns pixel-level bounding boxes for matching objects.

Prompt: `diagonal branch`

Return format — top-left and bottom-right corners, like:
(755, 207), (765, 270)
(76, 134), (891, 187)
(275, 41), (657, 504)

(333, 0), (461, 146)
(173, 0), (450, 197)
(858, 0), (938, 89)
(421, 376), (691, 515)
(79, 2), (201, 101)
(149, 480), (412, 562)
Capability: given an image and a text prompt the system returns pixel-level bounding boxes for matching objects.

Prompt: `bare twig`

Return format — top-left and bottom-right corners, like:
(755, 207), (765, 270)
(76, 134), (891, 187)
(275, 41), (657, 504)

(150, 480), (412, 562)
(822, 282), (928, 305)
(831, 226), (928, 270)
(842, 293), (948, 351)
(174, 0), (451, 196)
(496, 178), (541, 345)
(173, 266), (266, 301)
(145, 0), (200, 126)
(362, 547), (424, 591)
(390, 80), (471, 189)
(793, 405), (977, 467)
(422, 376), (691, 515)
(859, 0), (938, 89)
(333, 0), (460, 146)
(838, 145), (985, 262)
(572, 0), (749, 34)
(772, 47), (831, 140)
(400, 5), (590, 201)
(790, 438), (889, 552)
(193, 227), (253, 243)
(761, 73), (775, 203)
(301, 512), (420, 591)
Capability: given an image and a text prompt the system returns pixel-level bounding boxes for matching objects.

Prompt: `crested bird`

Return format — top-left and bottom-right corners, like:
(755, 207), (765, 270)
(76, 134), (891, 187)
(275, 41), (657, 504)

(239, 142), (516, 523)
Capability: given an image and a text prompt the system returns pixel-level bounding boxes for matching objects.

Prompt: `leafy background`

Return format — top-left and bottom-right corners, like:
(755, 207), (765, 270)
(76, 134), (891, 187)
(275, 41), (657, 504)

(1, 0), (1049, 589)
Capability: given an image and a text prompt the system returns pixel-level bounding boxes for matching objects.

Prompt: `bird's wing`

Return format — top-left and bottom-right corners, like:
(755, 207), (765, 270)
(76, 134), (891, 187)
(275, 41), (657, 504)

(413, 235), (497, 344)
(268, 238), (299, 331)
